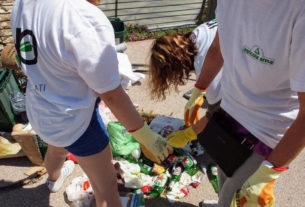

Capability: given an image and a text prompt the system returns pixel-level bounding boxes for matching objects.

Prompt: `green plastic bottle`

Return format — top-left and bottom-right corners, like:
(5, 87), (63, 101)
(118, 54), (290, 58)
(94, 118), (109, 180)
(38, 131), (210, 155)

(133, 189), (146, 207)
(149, 186), (165, 198)
(207, 164), (219, 194)
(149, 174), (168, 198)
(139, 162), (153, 175)
(186, 164), (200, 176)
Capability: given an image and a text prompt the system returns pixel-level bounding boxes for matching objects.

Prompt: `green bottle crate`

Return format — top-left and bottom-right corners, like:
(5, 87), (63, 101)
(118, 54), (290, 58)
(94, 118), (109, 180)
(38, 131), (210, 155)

(0, 69), (20, 131)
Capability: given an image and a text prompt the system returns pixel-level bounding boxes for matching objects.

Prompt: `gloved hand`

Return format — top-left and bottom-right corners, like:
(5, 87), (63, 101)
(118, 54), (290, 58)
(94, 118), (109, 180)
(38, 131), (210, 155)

(167, 126), (197, 148)
(130, 123), (173, 163)
(230, 161), (287, 207)
(184, 87), (205, 126)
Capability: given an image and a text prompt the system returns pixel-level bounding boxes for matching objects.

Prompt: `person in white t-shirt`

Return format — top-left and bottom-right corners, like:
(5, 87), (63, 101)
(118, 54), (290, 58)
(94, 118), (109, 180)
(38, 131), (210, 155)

(168, 1), (305, 206)
(149, 19), (222, 135)
(10, 0), (172, 206)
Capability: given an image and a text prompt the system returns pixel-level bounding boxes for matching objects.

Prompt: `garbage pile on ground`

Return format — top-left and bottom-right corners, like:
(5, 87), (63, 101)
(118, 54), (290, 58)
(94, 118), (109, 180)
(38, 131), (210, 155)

(65, 111), (216, 207)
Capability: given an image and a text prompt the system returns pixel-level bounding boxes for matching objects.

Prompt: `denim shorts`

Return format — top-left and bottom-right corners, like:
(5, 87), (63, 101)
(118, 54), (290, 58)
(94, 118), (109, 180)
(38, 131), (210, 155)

(65, 99), (109, 156)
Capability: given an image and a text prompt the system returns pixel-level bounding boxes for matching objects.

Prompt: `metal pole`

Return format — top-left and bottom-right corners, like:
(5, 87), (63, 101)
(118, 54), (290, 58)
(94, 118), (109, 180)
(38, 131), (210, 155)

(115, 0), (118, 17)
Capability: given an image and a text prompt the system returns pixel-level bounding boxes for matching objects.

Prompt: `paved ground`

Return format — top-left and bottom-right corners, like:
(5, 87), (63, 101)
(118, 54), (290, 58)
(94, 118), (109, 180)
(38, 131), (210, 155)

(0, 40), (304, 207)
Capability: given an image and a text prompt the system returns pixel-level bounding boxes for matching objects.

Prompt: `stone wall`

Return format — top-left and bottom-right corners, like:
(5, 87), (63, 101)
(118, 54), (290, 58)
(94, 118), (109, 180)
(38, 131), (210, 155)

(0, 1), (14, 52)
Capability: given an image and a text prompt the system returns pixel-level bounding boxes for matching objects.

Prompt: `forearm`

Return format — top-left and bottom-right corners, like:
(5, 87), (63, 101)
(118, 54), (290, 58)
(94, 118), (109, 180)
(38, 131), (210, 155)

(192, 116), (209, 134)
(98, 85), (144, 131)
(268, 92), (305, 168)
(196, 32), (223, 89)
(267, 113), (305, 168)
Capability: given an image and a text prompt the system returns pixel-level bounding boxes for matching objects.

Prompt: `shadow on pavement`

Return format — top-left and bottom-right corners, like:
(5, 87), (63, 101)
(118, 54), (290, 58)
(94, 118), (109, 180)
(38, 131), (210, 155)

(147, 196), (197, 207)
(0, 181), (51, 207)
(0, 156), (32, 167)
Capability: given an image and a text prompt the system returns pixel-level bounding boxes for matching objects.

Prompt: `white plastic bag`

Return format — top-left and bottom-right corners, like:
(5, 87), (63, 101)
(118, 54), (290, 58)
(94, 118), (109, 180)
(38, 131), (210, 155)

(117, 53), (145, 89)
(66, 174), (95, 207)
(149, 116), (184, 136)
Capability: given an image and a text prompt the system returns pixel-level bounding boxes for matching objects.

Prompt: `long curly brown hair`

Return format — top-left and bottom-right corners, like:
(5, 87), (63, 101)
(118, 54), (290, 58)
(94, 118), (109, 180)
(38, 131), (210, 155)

(149, 32), (198, 100)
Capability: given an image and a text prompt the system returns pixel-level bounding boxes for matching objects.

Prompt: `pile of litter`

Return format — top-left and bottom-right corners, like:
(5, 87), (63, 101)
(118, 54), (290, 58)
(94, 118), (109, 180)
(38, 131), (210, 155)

(65, 114), (214, 207)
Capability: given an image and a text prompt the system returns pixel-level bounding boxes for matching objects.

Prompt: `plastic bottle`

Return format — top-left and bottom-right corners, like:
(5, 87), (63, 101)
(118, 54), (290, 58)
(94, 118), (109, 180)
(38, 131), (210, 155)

(137, 156), (154, 175)
(207, 164), (219, 194)
(186, 164), (200, 176)
(181, 156), (194, 169)
(139, 162), (153, 175)
(133, 189), (146, 207)
(167, 163), (183, 192)
(149, 174), (168, 198)
(167, 155), (177, 165)
(170, 162), (184, 176)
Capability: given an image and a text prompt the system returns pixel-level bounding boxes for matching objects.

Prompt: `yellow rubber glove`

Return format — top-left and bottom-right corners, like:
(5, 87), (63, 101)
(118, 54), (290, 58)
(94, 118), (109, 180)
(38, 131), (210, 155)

(184, 87), (205, 126)
(130, 123), (173, 163)
(230, 161), (286, 207)
(167, 127), (197, 148)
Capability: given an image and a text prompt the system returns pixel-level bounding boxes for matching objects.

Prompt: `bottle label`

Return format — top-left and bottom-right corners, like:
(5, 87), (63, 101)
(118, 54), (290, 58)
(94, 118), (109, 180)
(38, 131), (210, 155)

(154, 174), (168, 187)
(182, 156), (194, 168)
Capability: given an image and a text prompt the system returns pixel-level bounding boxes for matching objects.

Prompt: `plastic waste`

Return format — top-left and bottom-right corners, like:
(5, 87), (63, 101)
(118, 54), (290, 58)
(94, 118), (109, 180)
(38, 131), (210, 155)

(98, 101), (117, 127)
(10, 90), (26, 115)
(115, 42), (128, 53)
(113, 158), (143, 189)
(67, 152), (77, 164)
(152, 163), (166, 175)
(133, 189), (146, 207)
(149, 116), (184, 136)
(117, 53), (145, 89)
(207, 164), (219, 194)
(107, 122), (140, 157)
(148, 174), (168, 198)
(66, 175), (95, 207)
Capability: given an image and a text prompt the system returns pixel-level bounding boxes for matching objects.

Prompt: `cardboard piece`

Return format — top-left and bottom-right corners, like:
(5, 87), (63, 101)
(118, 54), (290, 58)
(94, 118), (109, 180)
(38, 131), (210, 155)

(12, 130), (44, 166)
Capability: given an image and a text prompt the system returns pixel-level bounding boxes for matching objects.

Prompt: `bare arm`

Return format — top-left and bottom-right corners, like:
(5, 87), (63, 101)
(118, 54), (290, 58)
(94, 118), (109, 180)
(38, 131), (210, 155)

(192, 116), (209, 134)
(191, 32), (223, 134)
(98, 85), (144, 131)
(196, 31), (223, 89)
(268, 92), (305, 168)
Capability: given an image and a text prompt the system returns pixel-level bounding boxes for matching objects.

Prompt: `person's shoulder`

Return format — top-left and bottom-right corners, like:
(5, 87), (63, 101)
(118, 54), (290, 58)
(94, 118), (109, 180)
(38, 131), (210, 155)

(202, 19), (218, 30)
(63, 0), (110, 29)
(193, 19), (217, 37)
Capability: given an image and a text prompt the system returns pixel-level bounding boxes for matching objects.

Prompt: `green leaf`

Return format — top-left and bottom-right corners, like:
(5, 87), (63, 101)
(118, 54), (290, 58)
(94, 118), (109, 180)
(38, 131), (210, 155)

(20, 41), (33, 52)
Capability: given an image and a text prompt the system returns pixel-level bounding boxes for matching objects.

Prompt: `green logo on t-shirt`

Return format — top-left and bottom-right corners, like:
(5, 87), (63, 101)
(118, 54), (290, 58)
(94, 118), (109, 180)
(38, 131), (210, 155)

(20, 41), (34, 52)
(243, 46), (274, 65)
(15, 28), (38, 65)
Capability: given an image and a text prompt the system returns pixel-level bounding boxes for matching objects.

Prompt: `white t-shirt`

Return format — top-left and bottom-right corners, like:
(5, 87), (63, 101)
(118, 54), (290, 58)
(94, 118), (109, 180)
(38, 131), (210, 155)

(216, 0), (305, 148)
(192, 20), (222, 104)
(11, 0), (120, 147)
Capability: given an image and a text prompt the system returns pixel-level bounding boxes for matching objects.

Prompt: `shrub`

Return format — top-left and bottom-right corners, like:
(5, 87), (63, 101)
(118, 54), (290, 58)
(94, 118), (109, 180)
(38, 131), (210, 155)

(125, 23), (195, 42)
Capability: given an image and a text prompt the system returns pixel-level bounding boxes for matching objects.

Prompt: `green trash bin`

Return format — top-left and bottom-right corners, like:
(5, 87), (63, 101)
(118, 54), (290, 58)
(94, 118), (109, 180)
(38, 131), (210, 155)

(0, 69), (20, 131)
(109, 17), (126, 44)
